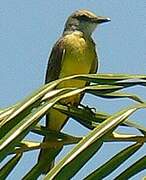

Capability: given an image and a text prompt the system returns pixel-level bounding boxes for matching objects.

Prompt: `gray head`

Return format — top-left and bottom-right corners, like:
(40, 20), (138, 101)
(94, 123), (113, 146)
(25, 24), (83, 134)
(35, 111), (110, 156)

(63, 9), (110, 36)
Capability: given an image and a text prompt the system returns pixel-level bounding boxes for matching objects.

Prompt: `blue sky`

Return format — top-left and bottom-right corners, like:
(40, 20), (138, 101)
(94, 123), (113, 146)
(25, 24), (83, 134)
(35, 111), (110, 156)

(0, 1), (146, 179)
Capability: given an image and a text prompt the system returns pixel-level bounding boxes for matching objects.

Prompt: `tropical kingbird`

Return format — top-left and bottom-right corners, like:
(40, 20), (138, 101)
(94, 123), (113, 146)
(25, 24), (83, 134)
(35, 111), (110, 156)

(38, 9), (110, 173)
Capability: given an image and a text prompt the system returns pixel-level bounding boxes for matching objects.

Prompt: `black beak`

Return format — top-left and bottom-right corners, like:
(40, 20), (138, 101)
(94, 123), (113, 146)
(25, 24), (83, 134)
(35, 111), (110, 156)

(93, 16), (111, 24)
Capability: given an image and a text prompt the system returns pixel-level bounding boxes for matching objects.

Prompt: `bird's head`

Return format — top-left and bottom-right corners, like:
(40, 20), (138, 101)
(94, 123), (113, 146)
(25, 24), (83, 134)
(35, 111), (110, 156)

(64, 9), (110, 36)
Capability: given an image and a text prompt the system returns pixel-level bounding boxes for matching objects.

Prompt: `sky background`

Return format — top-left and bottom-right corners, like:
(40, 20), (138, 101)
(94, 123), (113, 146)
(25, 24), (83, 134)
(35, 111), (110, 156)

(0, 1), (146, 179)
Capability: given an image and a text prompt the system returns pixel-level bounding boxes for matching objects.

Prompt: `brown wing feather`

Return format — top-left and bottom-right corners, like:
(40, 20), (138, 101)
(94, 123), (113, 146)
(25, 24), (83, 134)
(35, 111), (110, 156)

(90, 54), (98, 74)
(38, 38), (66, 173)
(45, 38), (65, 83)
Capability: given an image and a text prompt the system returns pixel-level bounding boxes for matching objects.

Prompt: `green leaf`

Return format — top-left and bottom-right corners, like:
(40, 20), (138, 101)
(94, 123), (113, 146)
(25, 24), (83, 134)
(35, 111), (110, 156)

(115, 156), (146, 180)
(45, 140), (103, 180)
(1, 86), (79, 161)
(124, 120), (146, 135)
(32, 125), (82, 144)
(84, 142), (143, 179)
(1, 85), (111, 162)
(104, 132), (146, 143)
(0, 93), (63, 162)
(44, 103), (146, 180)
(74, 73), (146, 85)
(0, 73), (146, 177)
(0, 153), (22, 179)
(0, 87), (70, 138)
(22, 148), (63, 180)
(94, 91), (144, 103)
(0, 105), (16, 124)
(14, 140), (42, 154)
(54, 104), (146, 134)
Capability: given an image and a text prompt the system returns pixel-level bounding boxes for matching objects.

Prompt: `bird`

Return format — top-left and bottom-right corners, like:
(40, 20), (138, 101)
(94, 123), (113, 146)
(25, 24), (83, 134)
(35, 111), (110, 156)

(38, 9), (110, 174)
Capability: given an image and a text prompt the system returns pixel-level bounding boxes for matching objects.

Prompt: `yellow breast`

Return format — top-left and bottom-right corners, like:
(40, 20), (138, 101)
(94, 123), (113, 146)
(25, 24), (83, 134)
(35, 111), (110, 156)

(58, 31), (97, 104)
(59, 32), (96, 80)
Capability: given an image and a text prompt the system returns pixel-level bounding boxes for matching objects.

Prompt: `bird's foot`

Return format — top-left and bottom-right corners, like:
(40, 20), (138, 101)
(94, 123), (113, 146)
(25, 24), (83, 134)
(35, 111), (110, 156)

(79, 104), (96, 113)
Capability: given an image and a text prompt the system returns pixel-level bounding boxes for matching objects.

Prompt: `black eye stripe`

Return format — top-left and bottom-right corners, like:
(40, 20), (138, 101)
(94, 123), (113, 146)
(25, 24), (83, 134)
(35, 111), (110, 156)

(77, 15), (91, 21)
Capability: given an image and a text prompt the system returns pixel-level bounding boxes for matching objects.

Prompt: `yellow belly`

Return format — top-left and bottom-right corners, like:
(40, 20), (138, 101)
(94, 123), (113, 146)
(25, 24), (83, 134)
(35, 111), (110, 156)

(57, 32), (96, 104)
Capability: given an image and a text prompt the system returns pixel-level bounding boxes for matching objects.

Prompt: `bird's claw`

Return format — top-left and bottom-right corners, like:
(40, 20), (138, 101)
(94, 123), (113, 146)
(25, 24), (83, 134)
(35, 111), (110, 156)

(79, 104), (96, 113)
